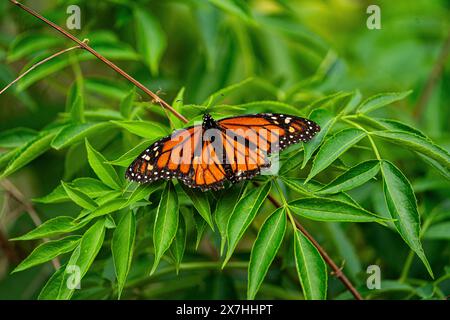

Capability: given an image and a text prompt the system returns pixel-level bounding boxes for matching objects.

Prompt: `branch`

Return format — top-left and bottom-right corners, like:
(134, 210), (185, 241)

(0, 179), (60, 270)
(414, 29), (450, 118)
(9, 0), (189, 124)
(0, 44), (83, 96)
(266, 193), (363, 300)
(0, 229), (22, 263)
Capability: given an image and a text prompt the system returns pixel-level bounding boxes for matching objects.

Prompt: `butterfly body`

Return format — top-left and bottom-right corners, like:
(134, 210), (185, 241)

(126, 113), (320, 191)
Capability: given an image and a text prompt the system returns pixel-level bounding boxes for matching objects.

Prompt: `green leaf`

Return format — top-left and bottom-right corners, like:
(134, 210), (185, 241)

(111, 120), (168, 139)
(57, 219), (106, 299)
(34, 178), (112, 204)
(358, 90), (412, 114)
(358, 115), (450, 180)
(109, 139), (154, 167)
(151, 182), (179, 274)
(112, 211), (136, 299)
(180, 184), (213, 230)
(204, 77), (254, 107)
(370, 118), (426, 137)
(38, 265), (66, 300)
(282, 177), (358, 206)
(317, 160), (380, 194)
(279, 150), (304, 176)
(341, 90), (362, 115)
(304, 92), (347, 112)
(302, 108), (334, 168)
(105, 215), (117, 229)
(79, 197), (128, 222)
(7, 32), (62, 62)
(85, 139), (121, 189)
(0, 149), (19, 170)
(134, 9), (167, 76)
(15, 54), (72, 92)
(289, 198), (385, 222)
(195, 3), (220, 71)
(169, 87), (186, 129)
(1, 129), (58, 177)
(61, 181), (98, 211)
(416, 153), (450, 180)
(82, 109), (123, 121)
(120, 87), (136, 119)
(294, 230), (327, 300)
(70, 92), (85, 123)
(169, 212), (186, 274)
(214, 186), (245, 255)
(306, 128), (366, 182)
(281, 178), (324, 198)
(372, 131), (450, 170)
(424, 222), (450, 240)
(124, 182), (162, 207)
(207, 0), (253, 22)
(85, 77), (129, 100)
(193, 209), (207, 250)
(66, 81), (80, 112)
(12, 32), (139, 92)
(12, 217), (86, 241)
(51, 123), (112, 150)
(223, 182), (271, 267)
(13, 236), (80, 273)
(325, 223), (361, 280)
(0, 127), (37, 148)
(380, 160), (433, 277)
(229, 101), (301, 115)
(95, 190), (123, 205)
(247, 207), (286, 300)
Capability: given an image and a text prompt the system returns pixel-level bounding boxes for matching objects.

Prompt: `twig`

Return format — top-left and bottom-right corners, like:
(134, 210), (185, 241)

(1, 180), (42, 226)
(414, 29), (450, 118)
(0, 44), (83, 96)
(266, 193), (363, 300)
(0, 189), (25, 263)
(8, 0), (189, 124)
(0, 229), (21, 263)
(0, 179), (60, 270)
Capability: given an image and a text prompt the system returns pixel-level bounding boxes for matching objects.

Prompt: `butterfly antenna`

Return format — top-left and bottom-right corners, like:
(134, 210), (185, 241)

(152, 88), (176, 129)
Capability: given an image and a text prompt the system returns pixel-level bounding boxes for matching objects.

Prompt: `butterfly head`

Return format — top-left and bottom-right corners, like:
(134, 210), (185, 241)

(202, 113), (217, 129)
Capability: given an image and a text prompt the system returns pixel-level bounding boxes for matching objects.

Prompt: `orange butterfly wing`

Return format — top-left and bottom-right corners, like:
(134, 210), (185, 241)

(126, 126), (200, 183)
(126, 113), (320, 191)
(217, 113), (320, 182)
(126, 125), (228, 190)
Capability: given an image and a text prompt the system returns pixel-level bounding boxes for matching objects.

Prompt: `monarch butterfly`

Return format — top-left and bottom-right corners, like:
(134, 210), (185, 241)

(126, 113), (320, 191)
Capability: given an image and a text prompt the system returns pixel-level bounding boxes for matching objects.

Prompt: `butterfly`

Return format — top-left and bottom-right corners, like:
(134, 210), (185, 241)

(126, 113), (320, 191)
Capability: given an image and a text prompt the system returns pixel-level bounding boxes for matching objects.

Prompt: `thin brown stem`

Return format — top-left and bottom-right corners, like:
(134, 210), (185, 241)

(9, 0), (189, 124)
(266, 192), (363, 300)
(414, 29), (450, 118)
(0, 45), (82, 96)
(0, 229), (21, 263)
(0, 179), (60, 270)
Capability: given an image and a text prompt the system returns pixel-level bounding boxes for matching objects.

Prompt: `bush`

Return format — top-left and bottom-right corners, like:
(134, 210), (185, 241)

(0, 0), (449, 300)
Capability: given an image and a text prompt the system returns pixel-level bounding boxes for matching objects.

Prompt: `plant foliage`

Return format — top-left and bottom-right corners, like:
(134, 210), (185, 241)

(0, 0), (449, 300)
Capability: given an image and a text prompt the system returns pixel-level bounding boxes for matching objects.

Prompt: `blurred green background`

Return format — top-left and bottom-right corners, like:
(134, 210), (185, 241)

(0, 0), (449, 299)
